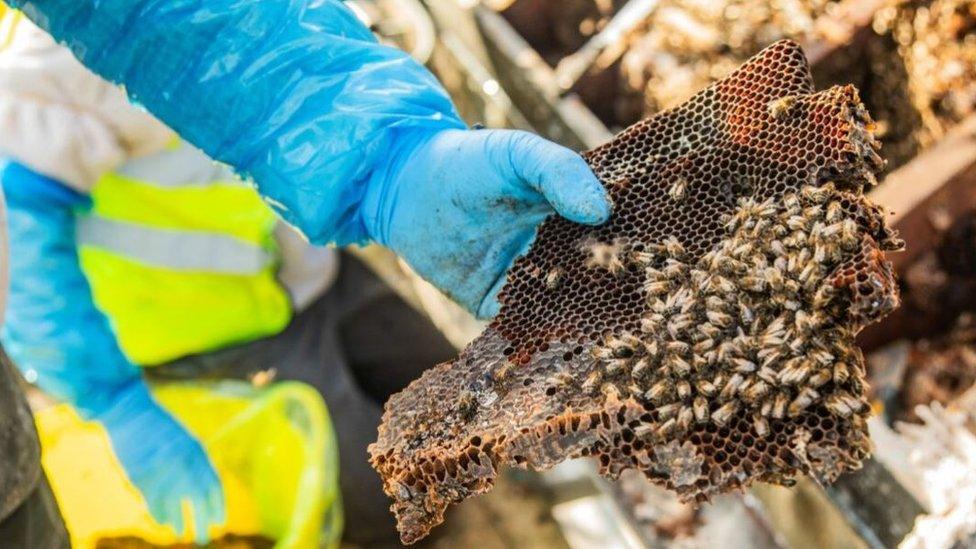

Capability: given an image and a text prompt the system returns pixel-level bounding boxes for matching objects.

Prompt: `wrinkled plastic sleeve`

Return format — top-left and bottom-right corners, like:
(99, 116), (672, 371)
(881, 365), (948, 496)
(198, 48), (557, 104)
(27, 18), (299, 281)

(7, 0), (466, 245)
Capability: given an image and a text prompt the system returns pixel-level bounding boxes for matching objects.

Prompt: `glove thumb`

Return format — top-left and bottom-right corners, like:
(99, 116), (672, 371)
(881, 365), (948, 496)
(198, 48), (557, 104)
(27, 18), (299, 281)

(504, 131), (611, 225)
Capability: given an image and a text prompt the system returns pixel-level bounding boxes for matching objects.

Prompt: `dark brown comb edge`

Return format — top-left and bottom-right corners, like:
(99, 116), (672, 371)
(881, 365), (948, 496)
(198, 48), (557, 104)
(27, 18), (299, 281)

(369, 40), (902, 545)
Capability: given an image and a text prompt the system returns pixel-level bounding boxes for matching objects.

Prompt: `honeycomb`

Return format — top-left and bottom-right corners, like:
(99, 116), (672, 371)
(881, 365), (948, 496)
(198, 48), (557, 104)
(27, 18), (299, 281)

(369, 40), (902, 544)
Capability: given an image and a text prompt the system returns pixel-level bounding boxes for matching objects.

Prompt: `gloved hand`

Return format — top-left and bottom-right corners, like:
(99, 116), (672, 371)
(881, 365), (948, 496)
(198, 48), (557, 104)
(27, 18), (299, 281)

(97, 381), (224, 541)
(362, 128), (610, 317)
(10, 0), (610, 318)
(0, 160), (224, 541)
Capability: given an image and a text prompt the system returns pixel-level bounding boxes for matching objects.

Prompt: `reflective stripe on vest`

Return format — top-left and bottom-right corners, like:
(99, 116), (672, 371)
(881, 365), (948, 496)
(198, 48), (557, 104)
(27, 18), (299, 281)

(77, 216), (274, 274)
(77, 141), (292, 366)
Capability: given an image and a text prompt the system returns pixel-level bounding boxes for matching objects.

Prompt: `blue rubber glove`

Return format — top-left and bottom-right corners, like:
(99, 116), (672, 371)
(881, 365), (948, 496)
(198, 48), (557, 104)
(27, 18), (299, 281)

(8, 0), (612, 318)
(0, 160), (224, 541)
(362, 128), (610, 317)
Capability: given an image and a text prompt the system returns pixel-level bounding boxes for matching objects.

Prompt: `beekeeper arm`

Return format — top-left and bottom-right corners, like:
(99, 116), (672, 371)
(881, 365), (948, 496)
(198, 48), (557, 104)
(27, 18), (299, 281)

(6, 0), (612, 318)
(0, 160), (223, 541)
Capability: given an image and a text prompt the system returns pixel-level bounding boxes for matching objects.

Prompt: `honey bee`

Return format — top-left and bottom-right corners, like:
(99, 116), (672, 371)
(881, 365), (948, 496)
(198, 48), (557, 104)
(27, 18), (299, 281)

(808, 369), (832, 388)
(825, 391), (863, 418)
(634, 424), (655, 440)
(756, 366), (779, 386)
(667, 315), (695, 339)
(676, 380), (692, 399)
(740, 276), (767, 292)
(732, 358), (757, 373)
(667, 354), (693, 377)
(689, 268), (710, 289)
(669, 288), (696, 312)
(718, 256), (748, 276)
(631, 358), (650, 380)
(698, 322), (722, 340)
(662, 237), (686, 258)
(582, 239), (627, 274)
(771, 392), (789, 419)
(783, 193), (800, 211)
(591, 346), (615, 361)
(812, 243), (828, 265)
(605, 359), (629, 376)
(758, 347), (783, 369)
(656, 418), (678, 437)
(756, 198), (778, 217)
(677, 406), (694, 430)
(731, 242), (754, 258)
(720, 374), (745, 400)
(715, 340), (739, 363)
(812, 285), (836, 309)
(804, 207), (824, 223)
(753, 415), (770, 437)
(779, 358), (812, 385)
(709, 275), (736, 294)
(801, 185), (829, 204)
(493, 361), (516, 382)
(788, 388), (819, 416)
(781, 299), (801, 312)
(693, 397), (709, 422)
(619, 332), (645, 351)
(644, 339), (661, 359)
(645, 379), (672, 404)
(632, 250), (657, 266)
(712, 401), (739, 427)
(601, 383), (621, 401)
(551, 371), (575, 387)
(833, 362), (850, 384)
(706, 310), (734, 328)
(669, 177), (688, 202)
(840, 219), (860, 249)
(820, 221), (842, 239)
(582, 371), (602, 395)
(667, 341), (691, 355)
(742, 379), (770, 402)
(694, 338), (716, 354)
(545, 268), (564, 290)
(704, 295), (727, 311)
(640, 316), (660, 334)
(656, 402), (680, 421)
(696, 379), (718, 397)
(797, 263), (820, 289)
(810, 349), (834, 366)
(644, 279), (672, 297)
(787, 215), (808, 232)
(663, 259), (689, 280)
(458, 391), (478, 419)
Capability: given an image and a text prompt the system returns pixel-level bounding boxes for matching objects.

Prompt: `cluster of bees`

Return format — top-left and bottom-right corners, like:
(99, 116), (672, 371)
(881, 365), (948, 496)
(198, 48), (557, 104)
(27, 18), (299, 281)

(579, 182), (878, 475)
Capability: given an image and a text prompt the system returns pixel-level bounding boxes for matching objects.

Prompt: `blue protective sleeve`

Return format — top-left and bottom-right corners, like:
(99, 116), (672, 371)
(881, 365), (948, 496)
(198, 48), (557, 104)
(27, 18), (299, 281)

(1, 160), (225, 537)
(0, 159), (142, 417)
(8, 0), (466, 245)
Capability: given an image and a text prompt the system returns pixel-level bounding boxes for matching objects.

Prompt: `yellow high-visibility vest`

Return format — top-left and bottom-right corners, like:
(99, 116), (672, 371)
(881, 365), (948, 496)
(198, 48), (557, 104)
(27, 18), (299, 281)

(77, 141), (293, 366)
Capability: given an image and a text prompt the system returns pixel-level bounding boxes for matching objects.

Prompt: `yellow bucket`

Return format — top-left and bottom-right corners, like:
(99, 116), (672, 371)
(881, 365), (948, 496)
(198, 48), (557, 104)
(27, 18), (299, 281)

(34, 380), (342, 548)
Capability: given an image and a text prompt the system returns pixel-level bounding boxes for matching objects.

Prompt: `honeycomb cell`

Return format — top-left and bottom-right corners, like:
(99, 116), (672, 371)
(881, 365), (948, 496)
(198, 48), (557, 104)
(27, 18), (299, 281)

(369, 40), (902, 544)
